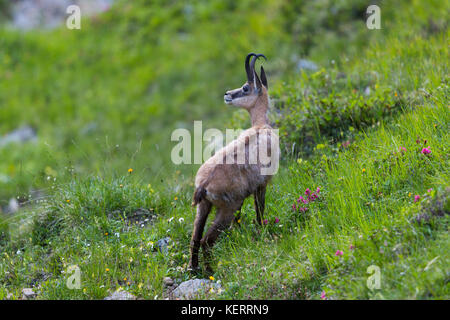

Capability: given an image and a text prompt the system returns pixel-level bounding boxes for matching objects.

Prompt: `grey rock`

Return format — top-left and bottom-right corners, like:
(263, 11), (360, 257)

(297, 59), (318, 72)
(156, 237), (171, 254)
(6, 198), (19, 214)
(104, 289), (136, 300)
(0, 125), (37, 148)
(22, 288), (37, 300)
(172, 279), (221, 299)
(10, 0), (114, 30)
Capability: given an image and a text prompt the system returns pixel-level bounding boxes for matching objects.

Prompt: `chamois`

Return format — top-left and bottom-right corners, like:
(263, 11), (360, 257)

(188, 53), (279, 272)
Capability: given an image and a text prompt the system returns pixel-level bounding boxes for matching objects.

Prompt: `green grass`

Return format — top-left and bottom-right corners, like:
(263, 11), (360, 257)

(0, 0), (449, 299)
(1, 85), (447, 299)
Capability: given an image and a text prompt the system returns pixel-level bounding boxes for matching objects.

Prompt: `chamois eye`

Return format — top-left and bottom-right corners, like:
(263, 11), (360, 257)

(243, 85), (249, 93)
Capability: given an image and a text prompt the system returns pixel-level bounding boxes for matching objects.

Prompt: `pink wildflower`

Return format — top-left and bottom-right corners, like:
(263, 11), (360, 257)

(427, 189), (432, 193)
(320, 291), (327, 300)
(421, 147), (431, 155)
(335, 250), (344, 256)
(350, 244), (355, 250)
(274, 217), (280, 224)
(316, 187), (320, 194)
(414, 195), (420, 202)
(305, 188), (311, 196)
(292, 203), (297, 211)
(263, 219), (268, 225)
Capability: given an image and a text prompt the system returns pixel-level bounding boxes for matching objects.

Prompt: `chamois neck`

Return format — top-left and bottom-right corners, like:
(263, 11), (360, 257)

(249, 94), (269, 127)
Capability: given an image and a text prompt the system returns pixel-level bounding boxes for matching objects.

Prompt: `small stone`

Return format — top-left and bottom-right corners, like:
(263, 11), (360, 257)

(22, 288), (37, 300)
(172, 279), (221, 299)
(156, 237), (171, 254)
(104, 289), (136, 300)
(163, 277), (174, 286)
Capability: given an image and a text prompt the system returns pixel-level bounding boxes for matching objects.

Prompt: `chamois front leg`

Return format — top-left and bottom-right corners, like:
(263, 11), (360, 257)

(254, 185), (266, 225)
(188, 200), (212, 271)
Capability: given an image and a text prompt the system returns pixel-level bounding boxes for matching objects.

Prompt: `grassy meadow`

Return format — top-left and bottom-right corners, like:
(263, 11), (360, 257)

(0, 0), (448, 299)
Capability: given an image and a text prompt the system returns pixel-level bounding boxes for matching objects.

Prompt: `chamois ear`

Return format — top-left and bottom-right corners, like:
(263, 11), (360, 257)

(260, 66), (268, 89)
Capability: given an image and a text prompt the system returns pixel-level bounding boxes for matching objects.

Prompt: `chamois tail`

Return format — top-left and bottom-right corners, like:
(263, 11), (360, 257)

(192, 187), (207, 207)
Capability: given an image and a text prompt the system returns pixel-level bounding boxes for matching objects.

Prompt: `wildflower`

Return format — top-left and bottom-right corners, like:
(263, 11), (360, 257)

(309, 193), (319, 201)
(174, 196), (178, 201)
(335, 250), (344, 256)
(119, 184), (123, 188)
(350, 244), (355, 250)
(427, 189), (432, 193)
(320, 291), (327, 300)
(408, 192), (411, 197)
(394, 92), (398, 97)
(128, 168), (133, 173)
(316, 187), (320, 194)
(414, 195), (420, 202)
(123, 277), (127, 281)
(274, 217), (280, 224)
(421, 147), (431, 155)
(297, 196), (308, 204)
(178, 217), (184, 223)
(299, 207), (308, 213)
(66, 199), (70, 203)
(292, 203), (297, 211)
(104, 232), (108, 236)
(209, 276), (215, 281)
(362, 168), (366, 173)
(399, 147), (406, 153)
(105, 268), (110, 272)
(342, 140), (350, 148)
(263, 219), (268, 225)
(237, 219), (241, 224)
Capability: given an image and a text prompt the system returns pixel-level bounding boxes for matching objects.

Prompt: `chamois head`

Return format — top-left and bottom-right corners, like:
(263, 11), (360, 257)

(224, 53), (268, 110)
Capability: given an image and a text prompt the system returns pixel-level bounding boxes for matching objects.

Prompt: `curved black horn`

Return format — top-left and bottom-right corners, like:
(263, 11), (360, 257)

(245, 53), (257, 82)
(250, 54), (267, 89)
(249, 54), (267, 75)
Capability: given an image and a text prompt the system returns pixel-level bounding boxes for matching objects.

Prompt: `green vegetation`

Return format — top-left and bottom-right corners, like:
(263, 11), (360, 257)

(0, 0), (448, 299)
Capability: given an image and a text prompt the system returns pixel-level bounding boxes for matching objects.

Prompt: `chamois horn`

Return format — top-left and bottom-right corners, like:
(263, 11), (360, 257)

(245, 53), (257, 83)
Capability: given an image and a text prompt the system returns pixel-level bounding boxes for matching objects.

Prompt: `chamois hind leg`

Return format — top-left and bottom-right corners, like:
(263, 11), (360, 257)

(188, 200), (212, 271)
(200, 204), (238, 273)
(254, 185), (266, 225)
